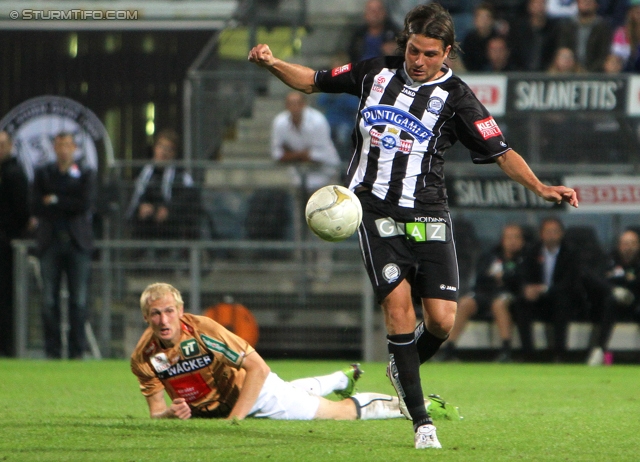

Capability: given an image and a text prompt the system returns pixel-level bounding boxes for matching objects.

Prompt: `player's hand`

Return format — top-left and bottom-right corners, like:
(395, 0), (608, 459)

(540, 185), (579, 208)
(168, 398), (191, 420)
(248, 44), (275, 68)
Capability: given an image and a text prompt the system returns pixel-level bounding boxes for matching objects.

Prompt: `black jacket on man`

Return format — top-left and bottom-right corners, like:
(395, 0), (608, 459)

(32, 161), (96, 254)
(514, 239), (583, 356)
(0, 156), (29, 243)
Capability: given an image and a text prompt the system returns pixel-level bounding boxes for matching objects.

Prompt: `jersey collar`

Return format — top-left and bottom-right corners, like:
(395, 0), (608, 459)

(400, 64), (452, 88)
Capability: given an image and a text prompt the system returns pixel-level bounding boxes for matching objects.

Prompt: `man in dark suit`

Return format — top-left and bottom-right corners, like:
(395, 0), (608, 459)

(514, 217), (582, 361)
(32, 132), (96, 359)
(0, 131), (30, 357)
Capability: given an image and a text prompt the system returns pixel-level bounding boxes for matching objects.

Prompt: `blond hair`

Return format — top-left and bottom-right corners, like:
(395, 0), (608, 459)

(140, 282), (184, 317)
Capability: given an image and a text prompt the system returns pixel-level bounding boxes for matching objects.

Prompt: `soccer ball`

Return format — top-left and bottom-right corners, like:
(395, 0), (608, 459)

(305, 185), (363, 242)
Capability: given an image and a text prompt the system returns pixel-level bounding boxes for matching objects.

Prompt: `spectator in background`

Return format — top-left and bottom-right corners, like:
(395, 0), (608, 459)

(607, 229), (640, 318)
(438, 224), (526, 363)
(271, 92), (341, 278)
(0, 131), (30, 357)
(460, 2), (501, 71)
(483, 35), (517, 72)
(557, 0), (614, 72)
(32, 132), (96, 359)
(588, 229), (640, 364)
(610, 0), (640, 71)
(271, 91), (340, 196)
(316, 53), (360, 164)
(126, 129), (200, 243)
(510, 0), (561, 71)
(604, 52), (625, 72)
(547, 46), (585, 72)
(564, 225), (616, 366)
(348, 0), (400, 63)
(514, 217), (582, 362)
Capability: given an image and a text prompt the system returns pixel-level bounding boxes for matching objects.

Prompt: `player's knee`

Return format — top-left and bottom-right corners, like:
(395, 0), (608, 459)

(383, 305), (416, 333)
(314, 397), (357, 420)
(427, 307), (456, 337)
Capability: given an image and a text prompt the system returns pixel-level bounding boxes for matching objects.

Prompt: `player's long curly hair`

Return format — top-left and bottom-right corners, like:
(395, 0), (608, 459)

(396, 3), (460, 59)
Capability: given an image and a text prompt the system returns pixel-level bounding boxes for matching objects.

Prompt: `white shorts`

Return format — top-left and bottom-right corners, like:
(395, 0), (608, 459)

(248, 372), (320, 420)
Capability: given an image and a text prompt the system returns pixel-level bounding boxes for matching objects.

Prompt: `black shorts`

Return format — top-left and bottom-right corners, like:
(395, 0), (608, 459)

(356, 191), (459, 304)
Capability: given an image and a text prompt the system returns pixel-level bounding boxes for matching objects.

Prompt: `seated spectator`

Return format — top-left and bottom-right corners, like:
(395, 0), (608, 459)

(547, 46), (585, 73)
(513, 217), (583, 362)
(606, 229), (640, 318)
(509, 0), (561, 71)
(438, 224), (526, 363)
(347, 0), (400, 63)
(316, 53), (360, 164)
(556, 0), (614, 72)
(125, 128), (201, 243)
(271, 92), (340, 196)
(610, 0), (640, 71)
(603, 52), (625, 72)
(563, 226), (616, 366)
(483, 35), (518, 72)
(588, 229), (640, 364)
(270, 92), (340, 275)
(460, 2), (501, 71)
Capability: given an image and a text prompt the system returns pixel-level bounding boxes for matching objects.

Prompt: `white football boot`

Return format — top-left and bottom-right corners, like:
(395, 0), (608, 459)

(414, 424), (442, 449)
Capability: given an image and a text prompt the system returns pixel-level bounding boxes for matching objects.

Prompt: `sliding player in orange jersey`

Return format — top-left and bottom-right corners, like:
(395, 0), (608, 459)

(131, 282), (461, 422)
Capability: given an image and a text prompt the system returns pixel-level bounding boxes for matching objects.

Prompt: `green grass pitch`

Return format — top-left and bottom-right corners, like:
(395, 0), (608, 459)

(1, 359), (638, 461)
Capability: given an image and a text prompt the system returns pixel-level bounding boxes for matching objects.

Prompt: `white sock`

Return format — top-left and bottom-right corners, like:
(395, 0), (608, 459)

(351, 393), (405, 420)
(290, 371), (348, 396)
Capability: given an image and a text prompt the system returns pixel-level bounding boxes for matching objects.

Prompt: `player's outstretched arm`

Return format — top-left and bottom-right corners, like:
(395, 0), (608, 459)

(146, 392), (192, 419)
(226, 351), (271, 420)
(495, 149), (579, 208)
(248, 43), (318, 94)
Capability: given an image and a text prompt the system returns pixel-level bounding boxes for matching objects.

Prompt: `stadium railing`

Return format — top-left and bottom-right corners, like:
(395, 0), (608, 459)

(12, 160), (640, 361)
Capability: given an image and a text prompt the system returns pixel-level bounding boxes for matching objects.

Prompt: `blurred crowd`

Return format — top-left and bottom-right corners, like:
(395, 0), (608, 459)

(371, 0), (640, 74)
(437, 219), (640, 364)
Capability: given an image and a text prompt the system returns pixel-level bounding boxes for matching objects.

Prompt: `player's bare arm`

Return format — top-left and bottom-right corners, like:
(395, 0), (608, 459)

(226, 351), (271, 420)
(248, 44), (318, 94)
(495, 150), (579, 208)
(146, 392), (191, 419)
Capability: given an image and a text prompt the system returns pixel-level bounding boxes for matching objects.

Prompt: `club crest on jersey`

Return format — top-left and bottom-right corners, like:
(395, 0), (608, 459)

(332, 63), (352, 77)
(370, 127), (413, 154)
(361, 105), (432, 143)
(150, 352), (171, 373)
(474, 116), (502, 140)
(427, 97), (444, 115)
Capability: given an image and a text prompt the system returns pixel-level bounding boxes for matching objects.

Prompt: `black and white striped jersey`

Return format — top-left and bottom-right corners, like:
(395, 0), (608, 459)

(314, 56), (511, 209)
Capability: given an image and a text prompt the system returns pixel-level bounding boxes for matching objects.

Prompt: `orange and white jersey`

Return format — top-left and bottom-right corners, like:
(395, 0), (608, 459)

(130, 313), (255, 418)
